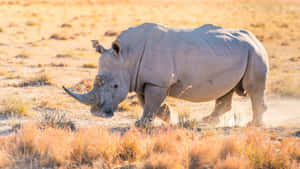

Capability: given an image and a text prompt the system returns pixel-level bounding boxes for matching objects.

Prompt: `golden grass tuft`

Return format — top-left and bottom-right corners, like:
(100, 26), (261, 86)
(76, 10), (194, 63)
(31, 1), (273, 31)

(214, 155), (251, 169)
(142, 153), (184, 169)
(26, 20), (39, 26)
(188, 138), (223, 168)
(70, 78), (93, 92)
(0, 67), (8, 76)
(0, 96), (31, 117)
(0, 151), (11, 168)
(0, 124), (299, 168)
(17, 72), (53, 87)
(82, 63), (97, 69)
(15, 52), (30, 59)
(70, 127), (119, 166)
(56, 53), (73, 58)
(118, 99), (132, 112)
(50, 33), (74, 40)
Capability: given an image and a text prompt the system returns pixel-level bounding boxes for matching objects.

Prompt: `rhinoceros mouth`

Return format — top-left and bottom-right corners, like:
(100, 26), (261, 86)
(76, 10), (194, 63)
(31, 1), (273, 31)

(90, 103), (114, 118)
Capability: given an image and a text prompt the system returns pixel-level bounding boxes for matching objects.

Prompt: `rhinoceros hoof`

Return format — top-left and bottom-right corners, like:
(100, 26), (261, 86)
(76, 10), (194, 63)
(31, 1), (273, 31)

(202, 115), (220, 125)
(135, 118), (153, 128)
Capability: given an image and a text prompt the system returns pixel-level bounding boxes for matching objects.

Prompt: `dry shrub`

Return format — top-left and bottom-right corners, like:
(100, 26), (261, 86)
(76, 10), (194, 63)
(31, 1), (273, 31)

(50, 33), (74, 40)
(0, 67), (7, 76)
(0, 124), (299, 168)
(142, 153), (184, 169)
(56, 53), (73, 58)
(33, 127), (74, 166)
(70, 78), (93, 92)
(0, 96), (31, 117)
(49, 62), (68, 67)
(26, 20), (39, 26)
(104, 30), (119, 37)
(71, 127), (119, 166)
(15, 52), (30, 59)
(115, 127), (146, 163)
(214, 155), (251, 169)
(281, 138), (300, 163)
(0, 151), (12, 168)
(40, 112), (75, 130)
(152, 133), (178, 154)
(118, 99), (132, 112)
(245, 128), (291, 169)
(61, 23), (72, 28)
(82, 63), (97, 68)
(17, 72), (52, 87)
(188, 137), (223, 169)
(178, 110), (199, 130)
(219, 136), (244, 160)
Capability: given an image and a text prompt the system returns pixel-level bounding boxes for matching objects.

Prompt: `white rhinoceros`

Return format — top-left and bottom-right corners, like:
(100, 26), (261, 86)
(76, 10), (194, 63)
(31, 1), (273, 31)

(63, 23), (268, 126)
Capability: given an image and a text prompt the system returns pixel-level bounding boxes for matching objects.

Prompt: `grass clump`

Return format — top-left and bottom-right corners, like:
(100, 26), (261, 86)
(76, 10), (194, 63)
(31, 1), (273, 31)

(40, 112), (75, 130)
(0, 68), (8, 76)
(15, 52), (30, 59)
(0, 96), (31, 117)
(17, 72), (52, 87)
(0, 151), (11, 168)
(82, 63), (97, 68)
(26, 20), (39, 26)
(0, 124), (299, 168)
(118, 99), (132, 112)
(70, 78), (93, 92)
(56, 53), (73, 58)
(178, 111), (199, 130)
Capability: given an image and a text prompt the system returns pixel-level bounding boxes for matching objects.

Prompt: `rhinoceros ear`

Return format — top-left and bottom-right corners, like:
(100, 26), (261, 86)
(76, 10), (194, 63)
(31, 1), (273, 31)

(112, 39), (121, 56)
(91, 40), (105, 54)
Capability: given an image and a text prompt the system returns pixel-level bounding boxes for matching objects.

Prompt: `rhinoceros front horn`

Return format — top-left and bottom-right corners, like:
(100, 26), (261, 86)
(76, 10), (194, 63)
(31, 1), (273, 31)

(62, 86), (97, 105)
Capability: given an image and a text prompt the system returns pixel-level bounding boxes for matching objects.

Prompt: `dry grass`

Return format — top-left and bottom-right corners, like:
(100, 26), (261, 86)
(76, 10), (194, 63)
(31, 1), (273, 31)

(0, 67), (7, 76)
(0, 0), (300, 168)
(40, 112), (75, 130)
(16, 72), (53, 87)
(82, 63), (98, 68)
(0, 124), (299, 168)
(0, 96), (31, 117)
(15, 52), (30, 59)
(70, 78), (93, 92)
(56, 53), (74, 58)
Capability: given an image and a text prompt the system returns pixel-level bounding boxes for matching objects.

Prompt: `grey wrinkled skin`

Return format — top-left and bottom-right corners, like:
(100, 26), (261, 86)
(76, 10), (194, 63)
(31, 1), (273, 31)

(64, 23), (269, 127)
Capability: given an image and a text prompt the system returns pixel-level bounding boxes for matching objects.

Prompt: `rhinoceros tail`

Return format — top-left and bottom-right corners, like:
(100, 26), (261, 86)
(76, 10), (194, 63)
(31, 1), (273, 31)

(235, 79), (247, 97)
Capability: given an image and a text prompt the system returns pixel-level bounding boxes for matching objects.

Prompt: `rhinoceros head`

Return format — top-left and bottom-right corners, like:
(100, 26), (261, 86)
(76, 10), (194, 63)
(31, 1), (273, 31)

(63, 40), (130, 118)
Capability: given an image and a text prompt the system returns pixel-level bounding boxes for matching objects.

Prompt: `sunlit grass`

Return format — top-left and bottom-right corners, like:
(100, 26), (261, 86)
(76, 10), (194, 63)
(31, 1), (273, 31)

(0, 96), (31, 117)
(0, 124), (299, 168)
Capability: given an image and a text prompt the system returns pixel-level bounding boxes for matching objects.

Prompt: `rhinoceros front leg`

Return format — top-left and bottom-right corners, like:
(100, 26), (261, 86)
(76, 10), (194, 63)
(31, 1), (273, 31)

(135, 84), (168, 127)
(137, 94), (171, 123)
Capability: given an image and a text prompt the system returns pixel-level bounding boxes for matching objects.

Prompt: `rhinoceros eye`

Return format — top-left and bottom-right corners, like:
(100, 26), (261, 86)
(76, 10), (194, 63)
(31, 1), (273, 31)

(113, 84), (118, 89)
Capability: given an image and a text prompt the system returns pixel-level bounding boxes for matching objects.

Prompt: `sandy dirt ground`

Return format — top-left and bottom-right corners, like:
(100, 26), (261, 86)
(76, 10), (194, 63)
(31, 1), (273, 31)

(0, 0), (300, 136)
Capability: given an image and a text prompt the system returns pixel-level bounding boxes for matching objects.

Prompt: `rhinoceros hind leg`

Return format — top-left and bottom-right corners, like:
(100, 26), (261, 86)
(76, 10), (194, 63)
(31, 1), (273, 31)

(247, 91), (267, 127)
(202, 89), (234, 124)
(135, 85), (168, 127)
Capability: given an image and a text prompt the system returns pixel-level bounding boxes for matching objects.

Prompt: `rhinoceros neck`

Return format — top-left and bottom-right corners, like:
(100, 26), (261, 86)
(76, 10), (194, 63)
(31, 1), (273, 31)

(128, 40), (147, 92)
(118, 23), (155, 93)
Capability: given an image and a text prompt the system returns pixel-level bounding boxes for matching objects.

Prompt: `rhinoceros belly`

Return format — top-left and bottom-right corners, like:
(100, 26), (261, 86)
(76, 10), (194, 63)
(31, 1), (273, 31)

(168, 48), (248, 102)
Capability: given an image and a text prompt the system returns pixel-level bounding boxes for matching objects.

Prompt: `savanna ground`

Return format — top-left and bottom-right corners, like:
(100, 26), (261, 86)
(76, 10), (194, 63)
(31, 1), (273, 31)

(0, 0), (300, 168)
